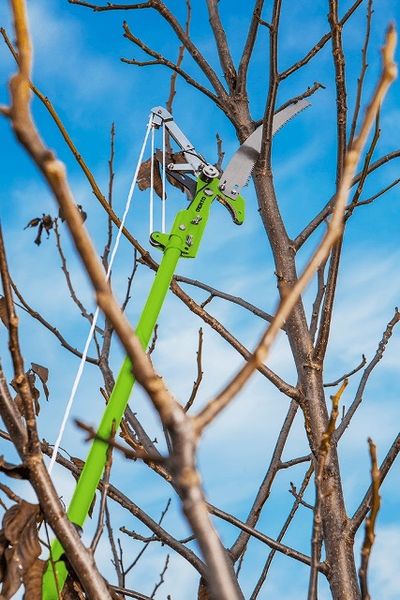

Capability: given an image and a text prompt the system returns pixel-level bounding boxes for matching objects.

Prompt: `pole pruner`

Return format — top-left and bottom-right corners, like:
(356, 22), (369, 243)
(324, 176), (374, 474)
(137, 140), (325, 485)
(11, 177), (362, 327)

(42, 98), (309, 598)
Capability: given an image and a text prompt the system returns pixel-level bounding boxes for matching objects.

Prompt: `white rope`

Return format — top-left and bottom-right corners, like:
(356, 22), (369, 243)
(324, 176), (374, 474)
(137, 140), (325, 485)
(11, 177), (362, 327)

(161, 121), (166, 233)
(149, 124), (155, 236)
(48, 116), (153, 474)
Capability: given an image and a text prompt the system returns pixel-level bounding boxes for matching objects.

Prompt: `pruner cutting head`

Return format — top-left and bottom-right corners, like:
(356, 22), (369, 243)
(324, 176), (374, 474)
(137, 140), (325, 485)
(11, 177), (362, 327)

(219, 98), (310, 200)
(150, 99), (310, 225)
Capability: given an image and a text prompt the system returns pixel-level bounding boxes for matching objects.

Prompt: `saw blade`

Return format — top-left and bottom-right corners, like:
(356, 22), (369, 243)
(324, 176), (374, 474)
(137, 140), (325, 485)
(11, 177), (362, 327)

(220, 99), (310, 199)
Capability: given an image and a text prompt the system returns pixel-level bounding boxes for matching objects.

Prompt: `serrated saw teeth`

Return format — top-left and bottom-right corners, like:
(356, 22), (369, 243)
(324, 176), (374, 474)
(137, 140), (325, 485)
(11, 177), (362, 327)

(220, 98), (310, 200)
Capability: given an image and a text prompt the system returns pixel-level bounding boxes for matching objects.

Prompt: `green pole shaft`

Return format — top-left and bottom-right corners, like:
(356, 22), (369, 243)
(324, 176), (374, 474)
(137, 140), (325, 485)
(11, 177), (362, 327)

(42, 240), (182, 599)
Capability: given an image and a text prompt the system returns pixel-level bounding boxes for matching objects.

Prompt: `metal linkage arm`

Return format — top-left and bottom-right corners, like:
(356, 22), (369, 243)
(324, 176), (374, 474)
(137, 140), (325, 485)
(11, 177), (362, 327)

(150, 106), (206, 174)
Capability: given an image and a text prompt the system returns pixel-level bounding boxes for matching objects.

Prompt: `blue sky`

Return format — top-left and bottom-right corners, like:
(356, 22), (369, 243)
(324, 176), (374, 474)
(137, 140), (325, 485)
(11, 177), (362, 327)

(0, 1), (400, 598)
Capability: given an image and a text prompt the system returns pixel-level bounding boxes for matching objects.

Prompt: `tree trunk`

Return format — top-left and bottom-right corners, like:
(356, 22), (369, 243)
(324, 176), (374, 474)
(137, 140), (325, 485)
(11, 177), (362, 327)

(252, 172), (360, 600)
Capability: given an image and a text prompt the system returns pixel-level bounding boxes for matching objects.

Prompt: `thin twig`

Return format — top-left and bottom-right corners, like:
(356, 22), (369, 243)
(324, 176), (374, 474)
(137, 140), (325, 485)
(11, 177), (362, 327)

(105, 502), (124, 587)
(175, 275), (276, 325)
(121, 499), (171, 577)
(75, 419), (163, 463)
(336, 308), (400, 438)
(230, 401), (299, 560)
(210, 503), (326, 573)
(102, 122), (116, 272)
(280, 0), (363, 80)
(184, 328), (203, 412)
(250, 465), (314, 599)
(353, 177), (400, 209)
(54, 218), (95, 325)
(349, 0), (374, 146)
(324, 354), (367, 387)
(0, 481), (22, 503)
(9, 279), (99, 364)
(121, 22), (223, 108)
(350, 434), (400, 534)
(294, 149), (400, 249)
(358, 438), (381, 600)
(150, 554), (169, 598)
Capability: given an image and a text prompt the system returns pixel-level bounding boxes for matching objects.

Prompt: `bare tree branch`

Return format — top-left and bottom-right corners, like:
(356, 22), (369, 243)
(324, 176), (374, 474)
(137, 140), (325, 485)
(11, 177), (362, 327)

(184, 327), (204, 412)
(350, 433), (400, 534)
(336, 308), (400, 439)
(10, 278), (99, 364)
(349, 0), (374, 146)
(237, 0), (266, 93)
(175, 274), (277, 325)
(324, 355), (367, 387)
(122, 22), (222, 108)
(210, 503), (325, 572)
(165, 0), (191, 114)
(358, 438), (381, 600)
(250, 464), (314, 599)
(206, 0), (237, 93)
(280, 0), (364, 80)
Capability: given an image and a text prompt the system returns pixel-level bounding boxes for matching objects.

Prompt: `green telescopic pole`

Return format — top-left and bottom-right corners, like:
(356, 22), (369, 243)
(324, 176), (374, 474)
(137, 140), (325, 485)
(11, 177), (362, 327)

(42, 241), (181, 599)
(42, 175), (244, 599)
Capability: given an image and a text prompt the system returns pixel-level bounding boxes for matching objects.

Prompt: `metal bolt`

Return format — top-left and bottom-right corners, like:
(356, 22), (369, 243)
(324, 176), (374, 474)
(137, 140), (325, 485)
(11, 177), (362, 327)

(167, 163), (175, 170)
(205, 188), (214, 196)
(202, 164), (219, 179)
(200, 164), (219, 183)
(179, 224), (186, 231)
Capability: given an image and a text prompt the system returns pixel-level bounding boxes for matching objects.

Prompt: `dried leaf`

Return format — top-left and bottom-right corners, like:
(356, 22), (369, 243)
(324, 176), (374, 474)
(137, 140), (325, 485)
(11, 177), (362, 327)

(22, 558), (46, 600)
(18, 515), (41, 567)
(31, 363), (49, 401)
(0, 297), (9, 329)
(42, 214), (53, 235)
(27, 372), (41, 416)
(34, 222), (44, 246)
(0, 456), (29, 480)
(1, 546), (21, 599)
(31, 363), (48, 383)
(2, 501), (38, 544)
(0, 531), (7, 581)
(24, 214), (54, 245)
(0, 501), (41, 599)
(24, 218), (41, 230)
(11, 372), (40, 415)
(137, 156), (164, 199)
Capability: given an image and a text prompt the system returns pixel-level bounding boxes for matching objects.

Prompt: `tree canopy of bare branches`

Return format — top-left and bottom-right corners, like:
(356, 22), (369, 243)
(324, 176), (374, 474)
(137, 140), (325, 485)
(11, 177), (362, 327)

(0, 1), (399, 599)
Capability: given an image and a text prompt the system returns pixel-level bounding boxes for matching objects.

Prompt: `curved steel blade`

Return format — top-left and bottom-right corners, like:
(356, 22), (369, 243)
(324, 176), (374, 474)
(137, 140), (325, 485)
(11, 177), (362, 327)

(220, 99), (310, 199)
